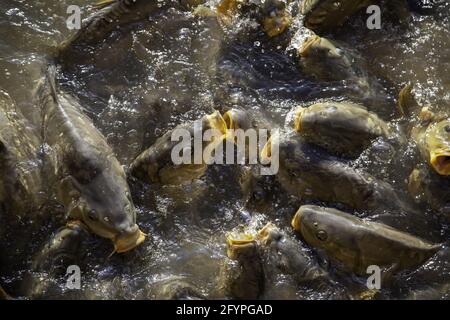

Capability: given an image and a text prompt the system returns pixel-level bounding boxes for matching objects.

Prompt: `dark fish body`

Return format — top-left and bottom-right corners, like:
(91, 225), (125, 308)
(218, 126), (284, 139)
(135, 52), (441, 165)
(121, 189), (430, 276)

(256, 223), (329, 286)
(57, 0), (187, 62)
(292, 205), (441, 275)
(36, 66), (144, 253)
(412, 117), (450, 176)
(408, 165), (450, 218)
(273, 131), (404, 211)
(130, 111), (227, 185)
(220, 236), (264, 300)
(221, 223), (330, 299)
(293, 102), (391, 156)
(301, 0), (374, 32)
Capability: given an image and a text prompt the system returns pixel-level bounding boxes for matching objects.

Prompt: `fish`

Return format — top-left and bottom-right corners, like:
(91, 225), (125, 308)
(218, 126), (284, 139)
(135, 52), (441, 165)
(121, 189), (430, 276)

(292, 205), (441, 275)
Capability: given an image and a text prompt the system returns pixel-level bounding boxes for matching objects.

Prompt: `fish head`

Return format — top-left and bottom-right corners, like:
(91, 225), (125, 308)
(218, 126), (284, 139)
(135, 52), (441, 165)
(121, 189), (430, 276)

(225, 230), (259, 261)
(256, 222), (283, 247)
(426, 119), (450, 176)
(292, 205), (345, 252)
(299, 35), (353, 81)
(64, 148), (145, 253)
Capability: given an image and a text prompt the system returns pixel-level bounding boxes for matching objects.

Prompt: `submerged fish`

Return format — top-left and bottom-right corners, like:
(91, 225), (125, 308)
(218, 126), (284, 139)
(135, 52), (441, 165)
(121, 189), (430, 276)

(220, 222), (330, 299)
(37, 66), (145, 254)
(261, 131), (406, 211)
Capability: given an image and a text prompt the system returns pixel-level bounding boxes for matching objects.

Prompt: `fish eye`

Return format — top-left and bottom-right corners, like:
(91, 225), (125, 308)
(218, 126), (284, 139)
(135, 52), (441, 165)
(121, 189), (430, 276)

(316, 230), (328, 241)
(445, 125), (450, 133)
(88, 209), (98, 221)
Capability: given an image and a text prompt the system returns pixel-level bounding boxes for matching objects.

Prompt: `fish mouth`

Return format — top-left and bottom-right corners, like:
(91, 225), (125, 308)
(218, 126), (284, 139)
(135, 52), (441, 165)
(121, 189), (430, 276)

(260, 136), (273, 163)
(226, 232), (257, 259)
(430, 151), (450, 176)
(294, 107), (306, 132)
(205, 111), (228, 136)
(226, 232), (256, 246)
(113, 225), (146, 253)
(299, 35), (320, 57)
(291, 210), (302, 232)
(223, 109), (251, 131)
(223, 110), (237, 131)
(256, 222), (278, 245)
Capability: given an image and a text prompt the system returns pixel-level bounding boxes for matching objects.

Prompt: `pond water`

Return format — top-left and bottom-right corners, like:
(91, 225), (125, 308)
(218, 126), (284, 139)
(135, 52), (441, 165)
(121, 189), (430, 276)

(0, 0), (449, 299)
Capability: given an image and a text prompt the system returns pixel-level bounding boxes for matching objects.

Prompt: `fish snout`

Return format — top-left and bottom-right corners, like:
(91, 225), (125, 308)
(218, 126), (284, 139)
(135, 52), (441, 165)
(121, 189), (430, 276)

(113, 224), (146, 253)
(291, 208), (304, 232)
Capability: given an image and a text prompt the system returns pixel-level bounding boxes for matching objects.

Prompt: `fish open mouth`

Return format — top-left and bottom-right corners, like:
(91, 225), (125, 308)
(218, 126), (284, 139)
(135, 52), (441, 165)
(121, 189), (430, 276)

(299, 35), (320, 57)
(256, 222), (279, 245)
(226, 232), (256, 246)
(260, 136), (273, 163)
(205, 111), (228, 136)
(430, 151), (450, 175)
(226, 232), (257, 259)
(114, 227), (146, 253)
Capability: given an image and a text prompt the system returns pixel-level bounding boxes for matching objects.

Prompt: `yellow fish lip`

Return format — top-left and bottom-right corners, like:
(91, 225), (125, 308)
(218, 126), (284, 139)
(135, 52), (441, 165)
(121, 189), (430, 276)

(226, 232), (256, 246)
(113, 227), (146, 253)
(299, 35), (321, 57)
(205, 111), (228, 135)
(430, 150), (450, 176)
(260, 136), (273, 163)
(226, 231), (257, 259)
(294, 107), (306, 132)
(256, 222), (276, 240)
(291, 211), (302, 232)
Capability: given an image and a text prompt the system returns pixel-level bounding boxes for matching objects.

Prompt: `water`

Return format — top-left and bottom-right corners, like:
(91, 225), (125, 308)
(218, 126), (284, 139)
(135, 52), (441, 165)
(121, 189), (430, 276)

(0, 0), (449, 299)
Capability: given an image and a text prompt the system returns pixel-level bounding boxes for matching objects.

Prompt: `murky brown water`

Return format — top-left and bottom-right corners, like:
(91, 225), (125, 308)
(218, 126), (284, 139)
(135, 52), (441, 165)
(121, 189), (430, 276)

(0, 0), (449, 299)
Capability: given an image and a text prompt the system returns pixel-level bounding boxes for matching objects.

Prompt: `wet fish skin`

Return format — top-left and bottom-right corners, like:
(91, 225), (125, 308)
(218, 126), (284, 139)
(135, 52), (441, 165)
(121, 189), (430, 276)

(26, 221), (91, 299)
(293, 102), (392, 157)
(32, 221), (90, 274)
(292, 205), (441, 276)
(151, 277), (205, 300)
(221, 222), (330, 299)
(220, 238), (264, 299)
(57, 0), (188, 63)
(257, 223), (329, 286)
(298, 35), (366, 83)
(301, 0), (375, 32)
(412, 116), (450, 176)
(269, 131), (405, 211)
(408, 165), (450, 219)
(129, 111), (227, 185)
(37, 66), (144, 253)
